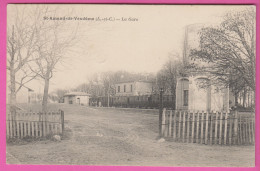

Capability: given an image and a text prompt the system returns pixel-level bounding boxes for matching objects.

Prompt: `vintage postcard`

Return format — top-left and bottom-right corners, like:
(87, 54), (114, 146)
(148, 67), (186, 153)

(6, 4), (256, 167)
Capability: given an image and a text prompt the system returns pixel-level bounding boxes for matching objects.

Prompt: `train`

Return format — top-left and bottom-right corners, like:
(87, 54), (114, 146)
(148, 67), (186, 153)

(89, 94), (175, 109)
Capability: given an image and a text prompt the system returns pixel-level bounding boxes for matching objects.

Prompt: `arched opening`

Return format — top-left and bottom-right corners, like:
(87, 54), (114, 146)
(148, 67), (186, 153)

(176, 78), (189, 110)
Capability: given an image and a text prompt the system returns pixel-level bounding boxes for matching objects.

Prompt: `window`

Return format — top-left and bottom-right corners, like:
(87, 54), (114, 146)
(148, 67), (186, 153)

(124, 85), (126, 92)
(130, 84), (133, 92)
(118, 86), (120, 92)
(184, 90), (189, 106)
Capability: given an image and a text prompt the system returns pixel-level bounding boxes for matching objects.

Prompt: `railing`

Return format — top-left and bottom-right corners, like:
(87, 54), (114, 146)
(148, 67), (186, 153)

(160, 109), (255, 145)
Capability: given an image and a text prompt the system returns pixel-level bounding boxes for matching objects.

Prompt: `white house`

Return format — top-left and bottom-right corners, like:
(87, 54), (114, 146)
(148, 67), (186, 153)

(114, 80), (153, 96)
(63, 92), (90, 106)
(176, 24), (235, 111)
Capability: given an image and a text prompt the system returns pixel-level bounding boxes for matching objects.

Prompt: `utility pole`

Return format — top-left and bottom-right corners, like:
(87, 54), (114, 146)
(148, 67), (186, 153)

(107, 81), (110, 107)
(159, 88), (164, 137)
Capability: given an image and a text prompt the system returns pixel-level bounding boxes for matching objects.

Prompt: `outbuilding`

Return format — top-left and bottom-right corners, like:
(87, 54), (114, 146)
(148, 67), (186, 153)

(64, 92), (90, 106)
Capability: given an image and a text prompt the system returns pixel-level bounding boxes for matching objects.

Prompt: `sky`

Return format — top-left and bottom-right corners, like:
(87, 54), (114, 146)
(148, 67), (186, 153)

(7, 4), (252, 94)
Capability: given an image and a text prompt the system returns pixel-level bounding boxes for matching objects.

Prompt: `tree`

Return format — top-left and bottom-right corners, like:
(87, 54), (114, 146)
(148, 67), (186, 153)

(190, 7), (256, 104)
(156, 53), (185, 109)
(7, 7), (39, 116)
(101, 72), (119, 107)
(54, 89), (69, 102)
(29, 6), (78, 112)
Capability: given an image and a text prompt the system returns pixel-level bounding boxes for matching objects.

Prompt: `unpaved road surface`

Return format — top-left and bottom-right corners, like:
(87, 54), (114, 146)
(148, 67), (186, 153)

(7, 104), (255, 166)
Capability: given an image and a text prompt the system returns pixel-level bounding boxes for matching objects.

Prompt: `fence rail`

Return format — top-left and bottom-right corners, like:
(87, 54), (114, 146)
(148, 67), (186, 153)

(161, 109), (255, 145)
(6, 110), (64, 139)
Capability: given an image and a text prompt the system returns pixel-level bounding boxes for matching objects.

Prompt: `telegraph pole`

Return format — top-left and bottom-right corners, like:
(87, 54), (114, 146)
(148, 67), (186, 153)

(159, 88), (164, 137)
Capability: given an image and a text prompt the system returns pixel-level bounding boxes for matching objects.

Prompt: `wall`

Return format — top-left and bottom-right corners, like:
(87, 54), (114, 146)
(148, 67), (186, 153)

(115, 82), (135, 96)
(64, 95), (89, 106)
(176, 76), (231, 111)
(134, 82), (153, 96)
(75, 95), (89, 106)
(115, 81), (153, 96)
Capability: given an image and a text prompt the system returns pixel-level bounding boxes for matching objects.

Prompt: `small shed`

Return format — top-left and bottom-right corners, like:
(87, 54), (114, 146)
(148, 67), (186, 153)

(63, 92), (90, 106)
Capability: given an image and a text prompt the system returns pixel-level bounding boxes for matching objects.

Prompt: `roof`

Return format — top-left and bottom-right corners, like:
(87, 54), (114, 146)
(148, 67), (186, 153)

(64, 92), (90, 97)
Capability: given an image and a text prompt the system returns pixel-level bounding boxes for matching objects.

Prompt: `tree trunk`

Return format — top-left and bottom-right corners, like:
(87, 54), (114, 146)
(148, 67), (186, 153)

(9, 25), (17, 118)
(42, 70), (50, 113)
(10, 61), (17, 130)
(243, 87), (247, 108)
(172, 86), (176, 110)
(235, 92), (239, 106)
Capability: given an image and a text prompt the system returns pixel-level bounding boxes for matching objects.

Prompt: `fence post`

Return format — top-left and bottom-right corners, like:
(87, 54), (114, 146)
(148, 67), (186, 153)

(61, 110), (65, 135)
(200, 112), (204, 144)
(229, 112), (233, 145)
(239, 115), (242, 144)
(159, 88), (164, 137)
(196, 112), (199, 143)
(224, 112), (228, 145)
(214, 112), (219, 145)
(10, 114), (13, 138)
(173, 110), (176, 140)
(28, 113), (31, 136)
(24, 113), (27, 137)
(178, 111), (182, 141)
(233, 110), (238, 145)
(169, 110), (172, 137)
(248, 116), (252, 144)
(46, 112), (49, 135)
(205, 111), (209, 145)
(245, 118), (248, 144)
(219, 111), (223, 145)
(165, 111), (169, 137)
(191, 111), (195, 143)
(209, 112), (213, 145)
(6, 114), (10, 139)
(162, 108), (166, 137)
(17, 113), (20, 138)
(187, 111), (190, 143)
(251, 113), (255, 144)
(182, 111), (186, 142)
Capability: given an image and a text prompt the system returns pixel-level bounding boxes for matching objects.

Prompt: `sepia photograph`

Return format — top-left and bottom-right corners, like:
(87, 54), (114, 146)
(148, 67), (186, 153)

(5, 4), (256, 167)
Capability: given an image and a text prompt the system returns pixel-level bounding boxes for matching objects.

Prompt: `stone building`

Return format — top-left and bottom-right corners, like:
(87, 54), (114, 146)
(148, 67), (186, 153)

(176, 24), (235, 111)
(64, 92), (90, 106)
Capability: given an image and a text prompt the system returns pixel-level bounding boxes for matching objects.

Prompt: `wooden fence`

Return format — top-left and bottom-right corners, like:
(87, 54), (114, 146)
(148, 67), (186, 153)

(6, 110), (65, 139)
(161, 109), (255, 145)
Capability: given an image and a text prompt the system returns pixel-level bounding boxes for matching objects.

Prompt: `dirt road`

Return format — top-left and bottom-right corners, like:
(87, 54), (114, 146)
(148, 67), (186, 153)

(6, 104), (255, 166)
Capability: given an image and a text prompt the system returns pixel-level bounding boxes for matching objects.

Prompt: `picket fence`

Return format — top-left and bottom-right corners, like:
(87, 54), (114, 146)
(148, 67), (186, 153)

(161, 109), (255, 145)
(6, 110), (65, 139)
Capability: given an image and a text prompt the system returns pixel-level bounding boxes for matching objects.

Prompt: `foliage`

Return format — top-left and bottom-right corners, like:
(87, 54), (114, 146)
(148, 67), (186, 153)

(190, 7), (256, 97)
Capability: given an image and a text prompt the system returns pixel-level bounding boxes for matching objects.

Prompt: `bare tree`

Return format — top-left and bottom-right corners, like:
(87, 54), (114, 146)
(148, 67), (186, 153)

(155, 54), (185, 109)
(29, 6), (78, 112)
(7, 7), (39, 115)
(53, 88), (69, 102)
(190, 7), (256, 105)
(101, 72), (118, 107)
